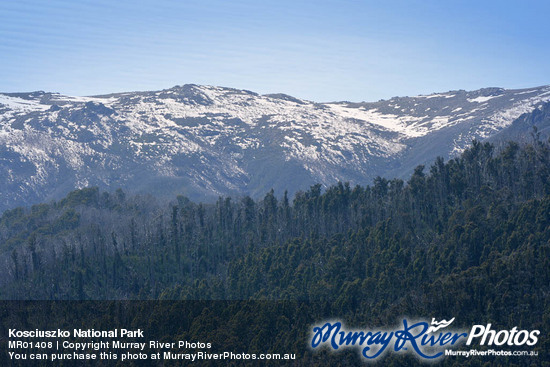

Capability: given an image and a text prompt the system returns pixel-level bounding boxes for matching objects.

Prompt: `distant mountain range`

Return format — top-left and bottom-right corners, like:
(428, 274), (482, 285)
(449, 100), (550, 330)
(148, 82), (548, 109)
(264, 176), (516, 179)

(1, 84), (550, 212)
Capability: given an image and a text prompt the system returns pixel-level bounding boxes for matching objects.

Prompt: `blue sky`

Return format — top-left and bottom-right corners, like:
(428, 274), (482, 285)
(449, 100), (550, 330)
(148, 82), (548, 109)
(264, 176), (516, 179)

(1, 0), (549, 102)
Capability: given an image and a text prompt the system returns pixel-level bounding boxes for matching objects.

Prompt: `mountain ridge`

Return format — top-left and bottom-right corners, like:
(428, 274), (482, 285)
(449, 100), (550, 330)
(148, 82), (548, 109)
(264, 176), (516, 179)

(1, 84), (550, 213)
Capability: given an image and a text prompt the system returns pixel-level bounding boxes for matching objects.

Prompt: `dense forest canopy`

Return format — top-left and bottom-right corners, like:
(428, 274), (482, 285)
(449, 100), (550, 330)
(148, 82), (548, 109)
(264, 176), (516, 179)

(0, 138), (548, 303)
(1, 138), (549, 364)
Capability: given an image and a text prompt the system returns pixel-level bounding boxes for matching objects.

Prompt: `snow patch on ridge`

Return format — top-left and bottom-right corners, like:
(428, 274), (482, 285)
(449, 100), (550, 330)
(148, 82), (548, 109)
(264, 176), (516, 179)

(467, 95), (500, 103)
(0, 95), (49, 111)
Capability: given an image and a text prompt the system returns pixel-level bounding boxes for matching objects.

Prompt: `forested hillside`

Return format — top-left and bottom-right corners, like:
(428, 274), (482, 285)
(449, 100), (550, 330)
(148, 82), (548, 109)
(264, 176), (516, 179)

(0, 139), (549, 364)
(1, 138), (549, 301)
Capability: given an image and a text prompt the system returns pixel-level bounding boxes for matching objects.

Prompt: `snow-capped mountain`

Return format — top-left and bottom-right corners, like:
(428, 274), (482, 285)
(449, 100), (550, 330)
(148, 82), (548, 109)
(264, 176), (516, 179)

(1, 84), (550, 212)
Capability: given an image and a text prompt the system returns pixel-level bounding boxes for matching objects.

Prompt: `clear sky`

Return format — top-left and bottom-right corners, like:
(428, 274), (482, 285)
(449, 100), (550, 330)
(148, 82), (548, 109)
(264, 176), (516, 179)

(1, 0), (549, 102)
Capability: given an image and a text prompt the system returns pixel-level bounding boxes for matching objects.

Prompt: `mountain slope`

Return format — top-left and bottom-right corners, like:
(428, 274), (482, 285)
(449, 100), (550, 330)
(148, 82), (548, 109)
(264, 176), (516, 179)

(1, 84), (549, 212)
